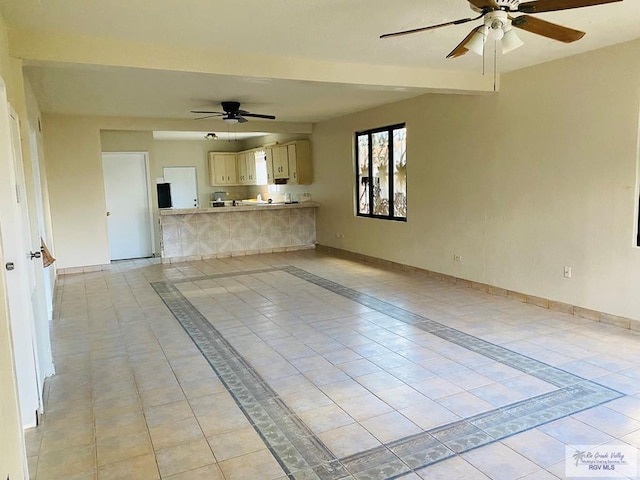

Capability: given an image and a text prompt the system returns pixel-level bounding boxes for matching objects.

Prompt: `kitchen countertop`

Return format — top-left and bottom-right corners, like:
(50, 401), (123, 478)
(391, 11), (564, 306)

(159, 201), (319, 216)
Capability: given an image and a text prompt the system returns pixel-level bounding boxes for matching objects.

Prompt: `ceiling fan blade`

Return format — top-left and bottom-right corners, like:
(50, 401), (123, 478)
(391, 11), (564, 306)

(511, 15), (585, 43)
(468, 0), (498, 8)
(194, 114), (222, 120)
(518, 0), (622, 14)
(191, 110), (224, 114)
(446, 27), (480, 59)
(380, 14), (484, 39)
(242, 113), (277, 120)
(237, 116), (249, 124)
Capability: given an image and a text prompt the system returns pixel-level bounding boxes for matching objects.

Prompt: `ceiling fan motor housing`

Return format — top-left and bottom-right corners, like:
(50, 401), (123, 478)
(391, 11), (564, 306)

(221, 101), (241, 113)
(471, 0), (520, 12)
(494, 0), (520, 9)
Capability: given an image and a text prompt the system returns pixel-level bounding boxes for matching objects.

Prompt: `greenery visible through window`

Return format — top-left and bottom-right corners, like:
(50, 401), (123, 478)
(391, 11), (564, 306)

(356, 123), (406, 221)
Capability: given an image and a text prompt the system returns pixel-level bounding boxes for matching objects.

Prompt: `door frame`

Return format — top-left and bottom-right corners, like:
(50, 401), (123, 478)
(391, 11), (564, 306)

(102, 151), (156, 259)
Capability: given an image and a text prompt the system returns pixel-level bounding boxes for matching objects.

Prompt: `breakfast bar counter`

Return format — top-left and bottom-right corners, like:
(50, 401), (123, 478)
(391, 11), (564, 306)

(159, 202), (319, 262)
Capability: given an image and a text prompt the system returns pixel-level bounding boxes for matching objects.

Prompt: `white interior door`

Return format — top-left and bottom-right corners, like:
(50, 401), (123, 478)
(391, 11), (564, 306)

(102, 152), (153, 260)
(29, 125), (54, 321)
(163, 166), (198, 208)
(10, 111), (53, 399)
(0, 80), (42, 429)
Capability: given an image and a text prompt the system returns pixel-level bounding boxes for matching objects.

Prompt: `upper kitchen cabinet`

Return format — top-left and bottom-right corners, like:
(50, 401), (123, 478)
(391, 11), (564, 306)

(266, 145), (289, 181)
(208, 152), (238, 185)
(287, 141), (312, 185)
(237, 151), (259, 185)
(265, 140), (312, 185)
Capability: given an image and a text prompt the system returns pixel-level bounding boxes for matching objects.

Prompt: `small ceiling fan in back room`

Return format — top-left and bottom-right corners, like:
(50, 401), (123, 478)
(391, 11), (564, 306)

(380, 0), (623, 58)
(191, 101), (276, 123)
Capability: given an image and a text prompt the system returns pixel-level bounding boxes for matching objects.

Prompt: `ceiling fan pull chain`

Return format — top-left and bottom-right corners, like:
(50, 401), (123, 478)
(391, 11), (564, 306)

(493, 40), (498, 92)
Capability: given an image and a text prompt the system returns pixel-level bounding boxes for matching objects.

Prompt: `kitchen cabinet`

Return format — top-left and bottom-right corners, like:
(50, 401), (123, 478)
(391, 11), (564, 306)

(266, 145), (289, 181)
(208, 152), (237, 185)
(265, 140), (312, 185)
(208, 140), (311, 186)
(287, 141), (312, 185)
(236, 151), (258, 185)
(236, 152), (248, 184)
(273, 145), (290, 179)
(265, 148), (274, 184)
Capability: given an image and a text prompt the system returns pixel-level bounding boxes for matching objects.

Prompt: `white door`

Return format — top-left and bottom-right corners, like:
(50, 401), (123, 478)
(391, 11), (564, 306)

(29, 125), (54, 322)
(102, 152), (153, 260)
(163, 166), (198, 208)
(10, 111), (53, 396)
(0, 79), (42, 429)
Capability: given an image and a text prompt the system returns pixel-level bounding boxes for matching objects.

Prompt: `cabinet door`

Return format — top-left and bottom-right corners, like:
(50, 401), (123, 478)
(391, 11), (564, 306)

(209, 153), (228, 185)
(287, 144), (298, 184)
(246, 152), (257, 184)
(224, 155), (237, 184)
(273, 145), (289, 179)
(236, 153), (247, 184)
(265, 148), (274, 184)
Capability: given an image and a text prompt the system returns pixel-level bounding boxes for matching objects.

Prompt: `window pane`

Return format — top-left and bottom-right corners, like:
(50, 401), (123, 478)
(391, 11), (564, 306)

(393, 127), (407, 218)
(357, 134), (370, 214)
(372, 131), (389, 216)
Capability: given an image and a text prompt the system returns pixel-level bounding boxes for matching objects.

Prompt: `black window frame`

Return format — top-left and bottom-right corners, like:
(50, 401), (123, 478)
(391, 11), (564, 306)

(355, 123), (407, 222)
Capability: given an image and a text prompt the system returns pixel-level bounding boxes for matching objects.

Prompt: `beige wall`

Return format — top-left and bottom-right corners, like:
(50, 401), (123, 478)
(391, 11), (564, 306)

(43, 115), (110, 269)
(152, 138), (242, 205)
(39, 40), (640, 321)
(44, 116), (311, 268)
(0, 11), (28, 480)
(312, 39), (640, 322)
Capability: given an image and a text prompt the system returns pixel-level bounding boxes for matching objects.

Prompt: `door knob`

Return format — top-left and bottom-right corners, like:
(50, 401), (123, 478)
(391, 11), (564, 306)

(5, 262), (14, 271)
(106, 211), (111, 216)
(30, 251), (42, 260)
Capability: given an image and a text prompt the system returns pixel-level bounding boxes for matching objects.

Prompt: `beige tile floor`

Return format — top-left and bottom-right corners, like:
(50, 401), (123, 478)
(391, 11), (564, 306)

(24, 251), (640, 479)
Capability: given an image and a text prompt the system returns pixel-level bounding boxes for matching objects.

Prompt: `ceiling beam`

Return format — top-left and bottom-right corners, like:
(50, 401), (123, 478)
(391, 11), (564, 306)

(9, 28), (496, 94)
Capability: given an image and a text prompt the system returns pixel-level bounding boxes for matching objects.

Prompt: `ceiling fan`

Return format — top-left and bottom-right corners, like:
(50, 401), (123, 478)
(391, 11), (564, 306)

(380, 0), (623, 58)
(191, 101), (276, 123)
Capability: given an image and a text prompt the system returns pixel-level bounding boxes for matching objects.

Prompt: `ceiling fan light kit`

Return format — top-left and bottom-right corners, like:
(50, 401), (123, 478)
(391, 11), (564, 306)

(501, 26), (525, 53)
(466, 26), (488, 55)
(381, 0), (623, 59)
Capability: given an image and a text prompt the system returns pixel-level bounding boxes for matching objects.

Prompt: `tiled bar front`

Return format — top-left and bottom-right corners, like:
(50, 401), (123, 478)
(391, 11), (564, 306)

(159, 203), (318, 262)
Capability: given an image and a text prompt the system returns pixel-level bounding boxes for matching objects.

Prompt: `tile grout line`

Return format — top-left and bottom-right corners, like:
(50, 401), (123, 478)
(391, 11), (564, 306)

(152, 266), (625, 480)
(152, 280), (349, 480)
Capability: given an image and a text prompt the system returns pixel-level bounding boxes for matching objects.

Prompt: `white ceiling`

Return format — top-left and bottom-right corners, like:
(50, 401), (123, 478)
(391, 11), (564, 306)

(22, 64), (429, 123)
(2, 0), (639, 123)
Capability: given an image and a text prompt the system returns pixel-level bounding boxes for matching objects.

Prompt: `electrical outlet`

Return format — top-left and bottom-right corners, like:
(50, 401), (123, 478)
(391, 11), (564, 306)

(563, 266), (572, 278)
(454, 254), (462, 262)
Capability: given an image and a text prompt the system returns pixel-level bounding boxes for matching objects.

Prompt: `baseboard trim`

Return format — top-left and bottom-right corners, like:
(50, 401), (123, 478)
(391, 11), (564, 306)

(316, 244), (640, 332)
(160, 245), (316, 264)
(57, 263), (111, 275)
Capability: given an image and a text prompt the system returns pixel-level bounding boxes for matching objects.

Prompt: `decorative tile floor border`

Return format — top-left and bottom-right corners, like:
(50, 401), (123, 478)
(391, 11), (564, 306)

(152, 266), (623, 480)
